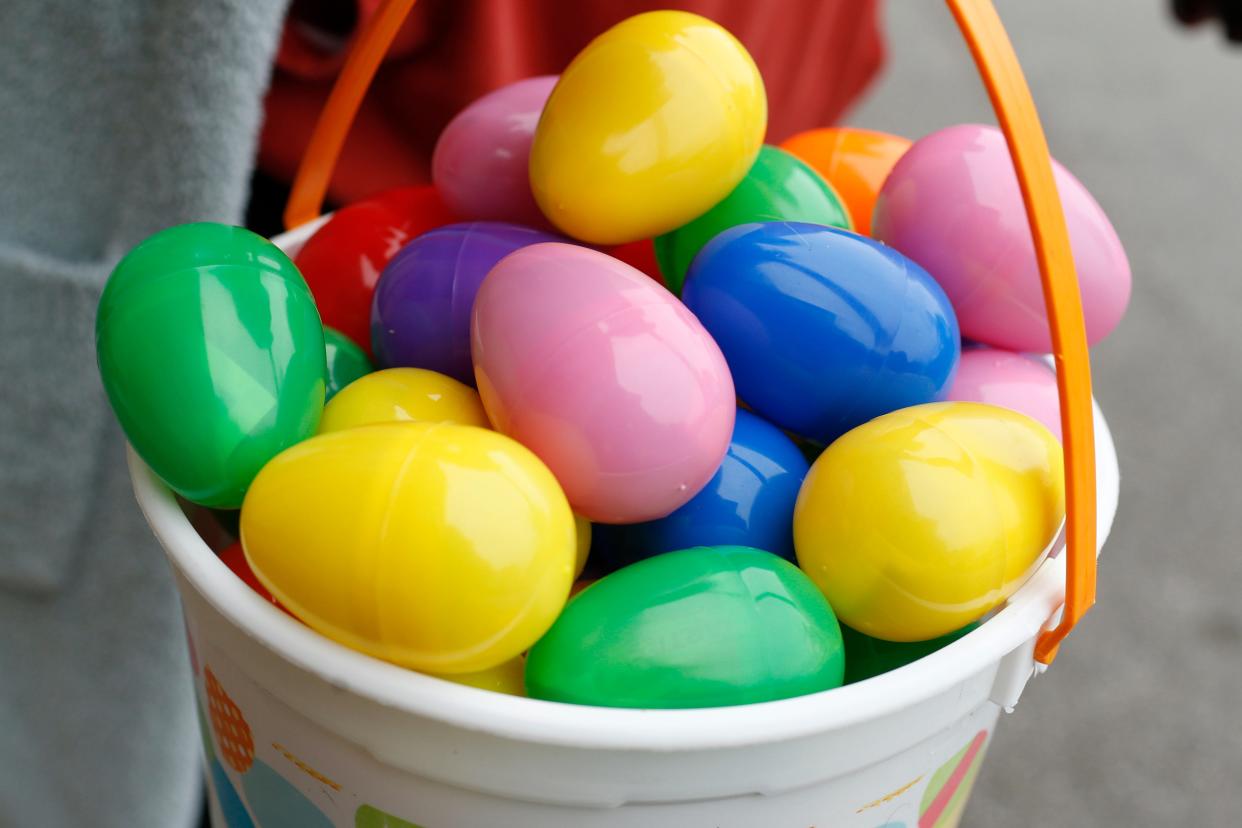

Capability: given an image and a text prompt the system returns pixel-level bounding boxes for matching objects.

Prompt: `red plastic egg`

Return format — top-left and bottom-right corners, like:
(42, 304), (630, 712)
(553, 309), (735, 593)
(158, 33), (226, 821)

(294, 186), (458, 355)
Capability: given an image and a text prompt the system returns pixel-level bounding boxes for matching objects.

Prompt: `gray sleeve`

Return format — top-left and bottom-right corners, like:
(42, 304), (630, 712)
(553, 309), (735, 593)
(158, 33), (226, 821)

(0, 1), (289, 824)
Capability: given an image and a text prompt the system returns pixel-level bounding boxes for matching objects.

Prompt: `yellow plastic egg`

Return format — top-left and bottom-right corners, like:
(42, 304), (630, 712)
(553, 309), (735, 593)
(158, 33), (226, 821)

(240, 422), (575, 673)
(318, 367), (488, 434)
(793, 402), (1065, 642)
(530, 10), (766, 245)
(429, 656), (526, 697)
(573, 514), (591, 578)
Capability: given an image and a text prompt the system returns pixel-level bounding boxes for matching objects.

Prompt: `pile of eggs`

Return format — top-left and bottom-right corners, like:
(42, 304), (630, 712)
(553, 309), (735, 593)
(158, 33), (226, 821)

(96, 11), (1129, 708)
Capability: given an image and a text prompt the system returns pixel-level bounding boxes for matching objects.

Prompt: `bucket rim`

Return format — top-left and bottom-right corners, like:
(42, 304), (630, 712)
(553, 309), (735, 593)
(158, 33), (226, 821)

(127, 221), (1120, 753)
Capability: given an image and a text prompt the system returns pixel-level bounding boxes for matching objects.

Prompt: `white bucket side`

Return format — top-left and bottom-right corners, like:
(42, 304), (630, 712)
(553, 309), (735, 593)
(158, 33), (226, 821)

(142, 220), (1120, 828)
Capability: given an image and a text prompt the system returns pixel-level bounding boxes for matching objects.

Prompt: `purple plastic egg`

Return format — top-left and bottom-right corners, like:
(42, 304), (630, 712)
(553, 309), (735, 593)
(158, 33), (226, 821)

(371, 222), (562, 384)
(873, 124), (1131, 353)
(472, 243), (736, 524)
(432, 76), (558, 228)
(946, 347), (1062, 441)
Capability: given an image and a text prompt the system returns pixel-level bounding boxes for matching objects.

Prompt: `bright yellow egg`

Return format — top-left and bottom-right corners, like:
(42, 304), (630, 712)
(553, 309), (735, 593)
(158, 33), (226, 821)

(318, 367), (488, 434)
(429, 656), (526, 697)
(530, 10), (766, 245)
(573, 513), (591, 578)
(793, 402), (1065, 642)
(240, 422), (575, 673)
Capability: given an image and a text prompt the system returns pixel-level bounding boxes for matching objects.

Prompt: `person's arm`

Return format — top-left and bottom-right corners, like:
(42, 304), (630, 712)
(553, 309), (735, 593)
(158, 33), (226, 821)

(0, 2), (288, 825)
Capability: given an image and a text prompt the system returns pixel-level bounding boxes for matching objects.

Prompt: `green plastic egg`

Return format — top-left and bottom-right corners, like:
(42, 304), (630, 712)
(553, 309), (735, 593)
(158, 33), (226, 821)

(323, 326), (373, 401)
(654, 145), (852, 294)
(96, 223), (326, 507)
(840, 622), (977, 684)
(525, 545), (845, 708)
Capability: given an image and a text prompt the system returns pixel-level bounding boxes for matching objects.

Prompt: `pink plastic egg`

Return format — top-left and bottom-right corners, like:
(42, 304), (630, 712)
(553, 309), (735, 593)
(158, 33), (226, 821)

(946, 348), (1062, 441)
(431, 76), (557, 229)
(472, 243), (735, 523)
(873, 124), (1131, 352)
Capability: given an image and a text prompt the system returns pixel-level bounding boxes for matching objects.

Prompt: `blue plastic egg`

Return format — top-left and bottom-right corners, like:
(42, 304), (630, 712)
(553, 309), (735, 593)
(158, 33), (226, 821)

(592, 409), (808, 569)
(682, 222), (960, 443)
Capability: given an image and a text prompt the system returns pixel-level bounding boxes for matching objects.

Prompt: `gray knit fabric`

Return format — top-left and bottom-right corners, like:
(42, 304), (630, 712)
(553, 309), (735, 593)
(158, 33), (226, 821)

(0, 1), (287, 824)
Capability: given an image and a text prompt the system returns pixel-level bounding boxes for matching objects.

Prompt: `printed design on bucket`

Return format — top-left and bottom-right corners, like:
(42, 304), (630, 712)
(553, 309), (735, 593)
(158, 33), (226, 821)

(273, 741), (342, 791)
(356, 804), (425, 827)
(206, 666), (256, 773)
(857, 775), (924, 814)
(243, 758), (335, 828)
(918, 730), (990, 828)
(210, 756), (256, 828)
(197, 652), (363, 827)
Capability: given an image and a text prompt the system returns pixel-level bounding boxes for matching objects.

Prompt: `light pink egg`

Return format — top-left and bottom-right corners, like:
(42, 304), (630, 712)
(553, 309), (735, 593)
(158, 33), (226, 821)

(946, 347), (1062, 441)
(873, 124), (1131, 353)
(432, 75), (558, 229)
(471, 243), (735, 523)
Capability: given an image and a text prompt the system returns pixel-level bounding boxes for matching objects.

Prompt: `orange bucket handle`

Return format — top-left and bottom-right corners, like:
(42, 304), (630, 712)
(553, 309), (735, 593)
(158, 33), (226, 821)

(285, 0), (1097, 665)
(946, 0), (1097, 664)
(282, 0), (419, 232)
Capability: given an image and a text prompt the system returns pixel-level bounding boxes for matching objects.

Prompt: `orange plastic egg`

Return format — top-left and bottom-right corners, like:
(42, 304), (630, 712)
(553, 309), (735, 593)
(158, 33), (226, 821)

(780, 127), (912, 236)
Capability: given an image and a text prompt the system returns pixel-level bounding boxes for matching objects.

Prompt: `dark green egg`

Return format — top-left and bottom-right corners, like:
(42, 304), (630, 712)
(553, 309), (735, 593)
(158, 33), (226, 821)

(841, 622), (978, 684)
(323, 326), (373, 401)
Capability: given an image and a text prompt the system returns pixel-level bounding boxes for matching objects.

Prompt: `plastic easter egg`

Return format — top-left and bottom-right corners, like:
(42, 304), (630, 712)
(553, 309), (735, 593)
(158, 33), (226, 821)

(779, 127), (912, 236)
(371, 222), (562, 383)
(606, 238), (665, 286)
(209, 508), (241, 545)
(654, 145), (851, 294)
(318, 368), (488, 433)
(472, 243), (735, 523)
(526, 546), (845, 708)
(794, 435), (826, 465)
(592, 409), (808, 567)
(682, 222), (959, 444)
(794, 402), (1065, 642)
(295, 186), (458, 355)
(841, 623), (976, 684)
(873, 124), (1131, 352)
(219, 542), (287, 612)
(184, 500), (238, 550)
(947, 348), (1062, 440)
(430, 656), (526, 697)
(432, 76), (558, 228)
(529, 11), (766, 245)
(96, 223), (325, 508)
(367, 185), (458, 220)
(323, 326), (373, 401)
(240, 423), (575, 673)
(355, 805), (419, 828)
(573, 514), (591, 578)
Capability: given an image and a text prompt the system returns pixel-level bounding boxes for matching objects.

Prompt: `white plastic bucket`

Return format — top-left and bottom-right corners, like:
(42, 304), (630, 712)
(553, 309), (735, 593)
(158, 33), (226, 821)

(130, 221), (1120, 828)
